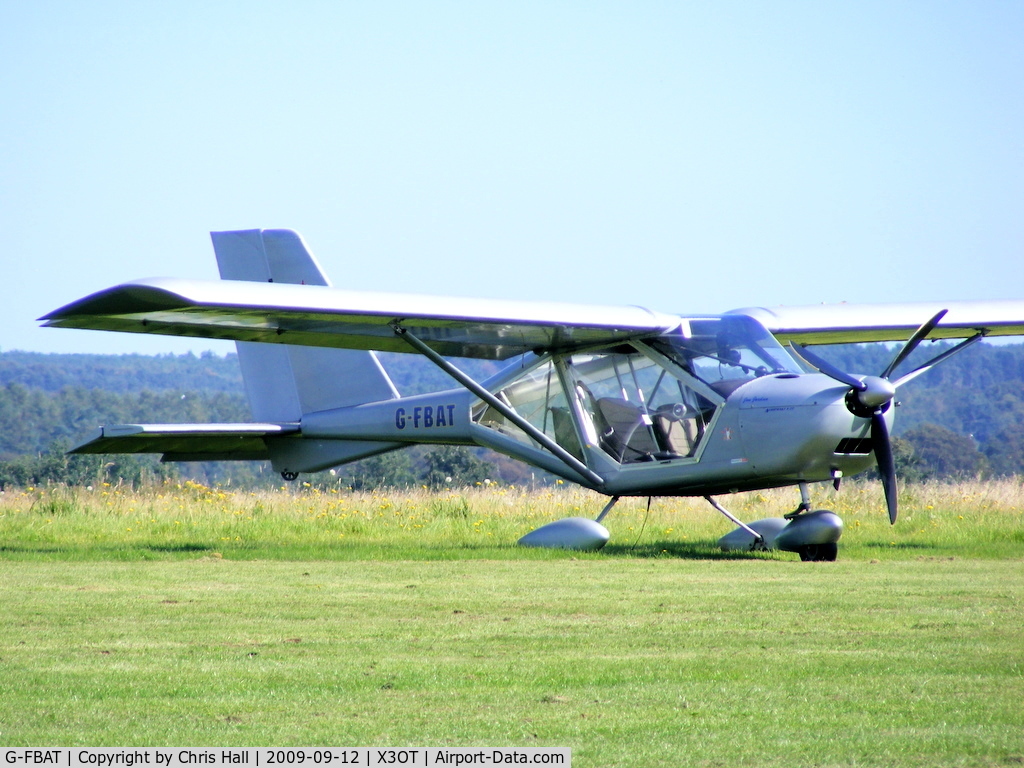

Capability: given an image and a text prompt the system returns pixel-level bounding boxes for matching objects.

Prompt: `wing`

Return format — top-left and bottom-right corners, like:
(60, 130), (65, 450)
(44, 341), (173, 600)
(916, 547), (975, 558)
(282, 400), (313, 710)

(41, 278), (680, 360)
(730, 300), (1024, 345)
(70, 423), (298, 461)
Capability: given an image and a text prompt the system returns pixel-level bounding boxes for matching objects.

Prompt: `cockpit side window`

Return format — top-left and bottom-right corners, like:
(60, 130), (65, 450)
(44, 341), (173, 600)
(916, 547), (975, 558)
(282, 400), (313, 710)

(565, 349), (716, 464)
(472, 359), (584, 461)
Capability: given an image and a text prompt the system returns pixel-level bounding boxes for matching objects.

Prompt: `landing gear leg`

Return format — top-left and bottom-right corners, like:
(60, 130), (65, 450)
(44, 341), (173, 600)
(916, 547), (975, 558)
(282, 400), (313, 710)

(705, 496), (766, 550)
(784, 482), (813, 520)
(595, 495), (621, 524)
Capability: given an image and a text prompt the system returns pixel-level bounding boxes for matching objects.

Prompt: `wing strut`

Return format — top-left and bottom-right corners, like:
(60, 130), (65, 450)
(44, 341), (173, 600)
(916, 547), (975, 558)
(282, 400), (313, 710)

(393, 324), (605, 487)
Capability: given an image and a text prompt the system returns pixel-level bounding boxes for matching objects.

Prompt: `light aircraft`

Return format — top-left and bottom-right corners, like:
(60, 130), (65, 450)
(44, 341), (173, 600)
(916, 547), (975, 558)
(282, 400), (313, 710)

(41, 229), (1024, 560)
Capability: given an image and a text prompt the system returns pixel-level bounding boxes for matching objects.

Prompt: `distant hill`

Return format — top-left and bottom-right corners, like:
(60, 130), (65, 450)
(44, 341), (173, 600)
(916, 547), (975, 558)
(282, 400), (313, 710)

(0, 350), (244, 394)
(0, 349), (499, 397)
(1, 339), (1023, 485)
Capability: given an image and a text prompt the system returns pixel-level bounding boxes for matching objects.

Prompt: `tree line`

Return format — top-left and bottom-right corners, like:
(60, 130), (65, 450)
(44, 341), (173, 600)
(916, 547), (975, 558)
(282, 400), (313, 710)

(1, 340), (1023, 489)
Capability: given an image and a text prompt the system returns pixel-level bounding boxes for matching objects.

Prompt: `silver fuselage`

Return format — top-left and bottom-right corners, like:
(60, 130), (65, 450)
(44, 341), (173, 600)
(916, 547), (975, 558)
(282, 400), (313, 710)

(301, 369), (884, 497)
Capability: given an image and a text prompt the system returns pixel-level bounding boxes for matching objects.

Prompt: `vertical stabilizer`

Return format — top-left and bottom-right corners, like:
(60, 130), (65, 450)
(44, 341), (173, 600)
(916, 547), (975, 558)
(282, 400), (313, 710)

(211, 229), (400, 424)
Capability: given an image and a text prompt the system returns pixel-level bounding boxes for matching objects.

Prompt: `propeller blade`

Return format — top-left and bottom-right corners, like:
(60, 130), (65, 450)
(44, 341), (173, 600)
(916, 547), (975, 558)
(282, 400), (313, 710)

(871, 411), (898, 524)
(790, 343), (867, 391)
(892, 333), (985, 389)
(880, 309), (948, 380)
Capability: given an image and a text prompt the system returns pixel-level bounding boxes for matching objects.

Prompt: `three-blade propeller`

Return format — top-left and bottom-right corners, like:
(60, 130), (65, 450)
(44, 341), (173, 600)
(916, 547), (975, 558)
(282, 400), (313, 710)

(791, 309), (973, 525)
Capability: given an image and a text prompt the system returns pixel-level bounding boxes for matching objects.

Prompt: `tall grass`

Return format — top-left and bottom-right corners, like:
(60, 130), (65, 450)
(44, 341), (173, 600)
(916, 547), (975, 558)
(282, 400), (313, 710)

(2, 477), (1021, 561)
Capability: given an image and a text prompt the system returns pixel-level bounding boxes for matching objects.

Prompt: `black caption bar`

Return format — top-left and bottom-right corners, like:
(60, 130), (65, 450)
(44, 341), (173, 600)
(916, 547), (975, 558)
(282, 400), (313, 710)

(2, 749), (570, 767)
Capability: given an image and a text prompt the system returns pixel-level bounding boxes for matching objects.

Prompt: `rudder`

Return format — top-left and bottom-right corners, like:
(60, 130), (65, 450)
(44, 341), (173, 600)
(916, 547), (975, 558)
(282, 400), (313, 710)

(211, 229), (400, 422)
(210, 229), (402, 475)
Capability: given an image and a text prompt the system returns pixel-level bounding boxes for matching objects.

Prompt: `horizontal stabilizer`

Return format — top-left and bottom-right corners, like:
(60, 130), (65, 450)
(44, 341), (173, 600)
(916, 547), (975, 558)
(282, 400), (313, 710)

(70, 423), (298, 462)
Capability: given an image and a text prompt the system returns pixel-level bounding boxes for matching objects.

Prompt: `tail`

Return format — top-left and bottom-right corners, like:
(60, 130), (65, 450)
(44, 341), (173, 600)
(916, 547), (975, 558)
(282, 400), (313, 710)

(211, 229), (402, 474)
(212, 229), (399, 419)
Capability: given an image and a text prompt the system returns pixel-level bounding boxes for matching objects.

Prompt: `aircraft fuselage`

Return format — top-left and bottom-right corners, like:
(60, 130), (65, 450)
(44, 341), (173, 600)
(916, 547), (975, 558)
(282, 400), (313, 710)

(300, 370), (884, 498)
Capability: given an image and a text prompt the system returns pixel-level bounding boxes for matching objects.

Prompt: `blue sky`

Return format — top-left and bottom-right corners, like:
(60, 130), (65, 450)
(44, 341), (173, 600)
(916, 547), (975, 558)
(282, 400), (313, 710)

(3, 1), (1022, 355)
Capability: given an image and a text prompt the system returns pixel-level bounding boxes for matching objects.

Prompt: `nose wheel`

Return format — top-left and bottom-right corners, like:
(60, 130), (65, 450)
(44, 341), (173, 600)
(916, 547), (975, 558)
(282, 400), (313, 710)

(797, 543), (838, 562)
(716, 483), (843, 561)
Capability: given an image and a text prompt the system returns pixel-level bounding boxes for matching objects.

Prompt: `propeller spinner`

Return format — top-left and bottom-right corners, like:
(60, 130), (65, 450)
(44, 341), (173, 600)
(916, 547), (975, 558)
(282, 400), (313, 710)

(792, 309), (962, 525)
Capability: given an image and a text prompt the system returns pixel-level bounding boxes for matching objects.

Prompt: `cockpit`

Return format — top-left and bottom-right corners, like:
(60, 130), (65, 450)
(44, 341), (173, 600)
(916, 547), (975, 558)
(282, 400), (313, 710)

(472, 314), (802, 467)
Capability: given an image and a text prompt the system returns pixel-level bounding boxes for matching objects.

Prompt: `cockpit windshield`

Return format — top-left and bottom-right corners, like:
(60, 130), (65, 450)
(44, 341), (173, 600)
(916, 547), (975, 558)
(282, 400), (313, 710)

(654, 315), (801, 397)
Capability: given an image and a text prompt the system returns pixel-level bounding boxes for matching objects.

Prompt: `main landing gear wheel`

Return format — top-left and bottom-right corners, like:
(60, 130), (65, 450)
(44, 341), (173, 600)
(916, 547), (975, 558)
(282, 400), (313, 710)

(797, 543), (838, 562)
(281, 471), (299, 482)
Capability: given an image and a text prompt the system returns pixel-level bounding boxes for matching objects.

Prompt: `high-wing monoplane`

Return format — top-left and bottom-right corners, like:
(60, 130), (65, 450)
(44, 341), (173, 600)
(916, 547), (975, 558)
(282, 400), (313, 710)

(41, 230), (1024, 560)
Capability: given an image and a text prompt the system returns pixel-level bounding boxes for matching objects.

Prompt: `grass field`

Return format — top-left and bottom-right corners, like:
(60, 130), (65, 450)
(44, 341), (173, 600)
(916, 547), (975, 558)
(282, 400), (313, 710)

(1, 479), (1022, 766)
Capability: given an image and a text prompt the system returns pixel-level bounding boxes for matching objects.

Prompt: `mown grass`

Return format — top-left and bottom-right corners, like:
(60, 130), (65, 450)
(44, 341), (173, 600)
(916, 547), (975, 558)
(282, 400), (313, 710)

(1, 479), (1022, 766)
